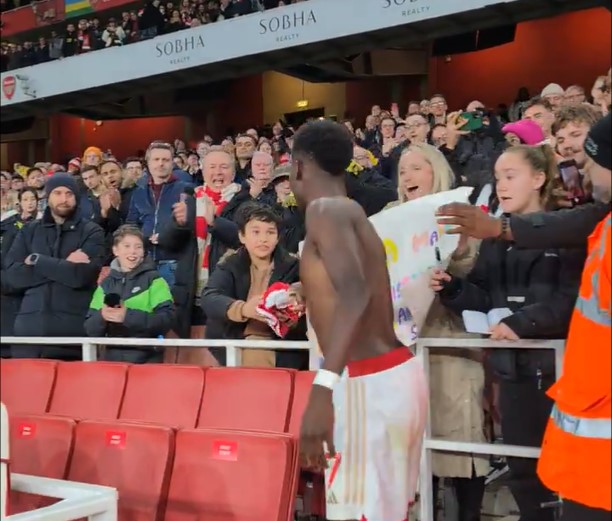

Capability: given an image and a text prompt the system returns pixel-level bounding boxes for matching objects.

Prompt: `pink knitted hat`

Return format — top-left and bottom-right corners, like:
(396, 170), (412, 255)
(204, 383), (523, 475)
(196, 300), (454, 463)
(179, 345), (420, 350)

(502, 119), (545, 145)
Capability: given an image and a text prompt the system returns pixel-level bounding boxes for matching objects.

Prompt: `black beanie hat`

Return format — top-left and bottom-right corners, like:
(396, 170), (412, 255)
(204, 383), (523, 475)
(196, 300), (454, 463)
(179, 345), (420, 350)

(45, 172), (78, 197)
(584, 114), (612, 171)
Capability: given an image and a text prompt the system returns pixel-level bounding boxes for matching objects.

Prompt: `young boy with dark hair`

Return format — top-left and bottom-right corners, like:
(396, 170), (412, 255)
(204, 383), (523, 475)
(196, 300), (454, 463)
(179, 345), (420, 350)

(201, 202), (307, 369)
(84, 224), (175, 363)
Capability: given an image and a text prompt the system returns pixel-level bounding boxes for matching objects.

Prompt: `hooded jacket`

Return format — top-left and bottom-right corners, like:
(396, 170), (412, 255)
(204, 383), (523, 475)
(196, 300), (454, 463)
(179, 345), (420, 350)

(84, 257), (174, 338)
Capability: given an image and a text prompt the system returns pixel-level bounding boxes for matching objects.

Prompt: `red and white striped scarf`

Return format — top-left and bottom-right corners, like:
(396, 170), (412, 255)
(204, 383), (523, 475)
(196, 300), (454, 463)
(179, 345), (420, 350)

(195, 183), (240, 294)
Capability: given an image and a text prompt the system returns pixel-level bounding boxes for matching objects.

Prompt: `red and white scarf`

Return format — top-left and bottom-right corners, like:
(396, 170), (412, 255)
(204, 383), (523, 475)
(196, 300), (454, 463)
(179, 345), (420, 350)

(195, 183), (241, 295)
(255, 282), (304, 338)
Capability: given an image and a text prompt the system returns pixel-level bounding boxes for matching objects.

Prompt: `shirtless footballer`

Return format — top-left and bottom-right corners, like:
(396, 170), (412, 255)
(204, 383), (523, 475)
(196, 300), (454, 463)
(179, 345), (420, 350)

(290, 120), (427, 521)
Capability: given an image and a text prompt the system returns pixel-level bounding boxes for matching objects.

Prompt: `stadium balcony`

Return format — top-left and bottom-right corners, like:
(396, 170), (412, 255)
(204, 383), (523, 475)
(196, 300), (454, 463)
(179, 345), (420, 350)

(0, 0), (603, 122)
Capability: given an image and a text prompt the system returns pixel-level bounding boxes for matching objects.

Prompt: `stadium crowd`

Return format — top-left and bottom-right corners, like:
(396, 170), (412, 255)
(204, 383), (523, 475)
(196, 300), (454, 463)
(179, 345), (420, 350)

(1, 64), (611, 521)
(0, 0), (307, 70)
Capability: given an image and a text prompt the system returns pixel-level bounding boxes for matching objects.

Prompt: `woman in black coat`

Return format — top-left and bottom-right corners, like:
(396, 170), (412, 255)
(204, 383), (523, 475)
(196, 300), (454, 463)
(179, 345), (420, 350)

(0, 188), (40, 356)
(433, 145), (585, 521)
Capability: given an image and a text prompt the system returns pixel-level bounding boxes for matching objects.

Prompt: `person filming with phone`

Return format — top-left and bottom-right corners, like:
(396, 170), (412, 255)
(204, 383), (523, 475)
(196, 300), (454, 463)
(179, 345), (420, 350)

(440, 100), (507, 189)
(553, 105), (601, 206)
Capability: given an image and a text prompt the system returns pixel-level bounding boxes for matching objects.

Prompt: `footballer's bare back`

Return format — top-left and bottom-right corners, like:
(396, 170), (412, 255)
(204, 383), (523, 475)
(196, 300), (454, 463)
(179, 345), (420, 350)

(300, 196), (400, 362)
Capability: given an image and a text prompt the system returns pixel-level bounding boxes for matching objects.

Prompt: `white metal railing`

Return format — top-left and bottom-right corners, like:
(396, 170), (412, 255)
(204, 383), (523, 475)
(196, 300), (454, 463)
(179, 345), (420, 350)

(0, 337), (317, 370)
(1, 336), (566, 520)
(5, 474), (117, 521)
(415, 338), (565, 521)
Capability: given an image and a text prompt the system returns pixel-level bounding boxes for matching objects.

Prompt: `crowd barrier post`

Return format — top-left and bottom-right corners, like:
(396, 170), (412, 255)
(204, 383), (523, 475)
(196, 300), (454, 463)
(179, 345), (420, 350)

(225, 343), (243, 368)
(415, 338), (565, 521)
(81, 342), (97, 362)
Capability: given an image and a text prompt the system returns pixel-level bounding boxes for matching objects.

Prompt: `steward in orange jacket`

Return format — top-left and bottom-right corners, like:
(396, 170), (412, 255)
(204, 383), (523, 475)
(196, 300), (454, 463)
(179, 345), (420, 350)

(537, 114), (612, 521)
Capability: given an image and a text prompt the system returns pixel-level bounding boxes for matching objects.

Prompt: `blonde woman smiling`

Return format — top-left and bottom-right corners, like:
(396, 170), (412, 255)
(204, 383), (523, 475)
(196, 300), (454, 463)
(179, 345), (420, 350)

(387, 142), (489, 521)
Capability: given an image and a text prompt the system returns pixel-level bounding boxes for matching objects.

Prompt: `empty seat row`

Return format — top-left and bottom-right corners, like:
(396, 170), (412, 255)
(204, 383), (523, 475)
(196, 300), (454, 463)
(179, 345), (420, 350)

(8, 414), (298, 521)
(0, 360), (315, 435)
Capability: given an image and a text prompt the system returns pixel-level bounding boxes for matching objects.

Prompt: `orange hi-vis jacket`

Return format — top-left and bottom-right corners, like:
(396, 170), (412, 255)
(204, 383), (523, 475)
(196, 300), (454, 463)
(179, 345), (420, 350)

(538, 212), (612, 511)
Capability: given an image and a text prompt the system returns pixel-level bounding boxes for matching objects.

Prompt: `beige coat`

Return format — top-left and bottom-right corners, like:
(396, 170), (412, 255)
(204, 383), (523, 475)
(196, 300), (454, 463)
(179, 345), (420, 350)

(420, 239), (491, 478)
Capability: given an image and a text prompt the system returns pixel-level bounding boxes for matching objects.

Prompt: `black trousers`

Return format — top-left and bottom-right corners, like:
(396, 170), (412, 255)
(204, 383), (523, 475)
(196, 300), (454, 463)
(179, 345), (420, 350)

(10, 344), (82, 360)
(561, 500), (611, 521)
(499, 376), (556, 521)
(104, 348), (164, 364)
(433, 469), (486, 521)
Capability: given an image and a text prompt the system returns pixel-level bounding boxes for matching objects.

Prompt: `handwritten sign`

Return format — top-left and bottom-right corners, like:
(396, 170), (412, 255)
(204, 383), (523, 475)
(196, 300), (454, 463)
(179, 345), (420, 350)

(369, 187), (473, 345)
(300, 187), (472, 359)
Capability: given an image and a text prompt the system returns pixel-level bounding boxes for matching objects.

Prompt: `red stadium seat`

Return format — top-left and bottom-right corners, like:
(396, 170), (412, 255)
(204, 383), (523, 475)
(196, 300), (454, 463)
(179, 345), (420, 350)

(197, 367), (294, 432)
(0, 360), (57, 415)
(165, 429), (298, 521)
(120, 365), (205, 428)
(288, 371), (315, 436)
(68, 420), (174, 521)
(8, 414), (75, 514)
(48, 362), (128, 420)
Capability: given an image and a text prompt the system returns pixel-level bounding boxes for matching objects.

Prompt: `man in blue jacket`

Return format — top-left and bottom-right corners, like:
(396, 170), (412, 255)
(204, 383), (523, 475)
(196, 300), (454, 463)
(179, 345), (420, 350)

(126, 141), (193, 287)
(126, 141), (196, 337)
(4, 173), (105, 359)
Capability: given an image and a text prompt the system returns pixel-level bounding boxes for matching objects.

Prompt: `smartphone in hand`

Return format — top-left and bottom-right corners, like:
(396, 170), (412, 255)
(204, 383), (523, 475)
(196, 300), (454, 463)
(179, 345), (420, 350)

(558, 159), (586, 204)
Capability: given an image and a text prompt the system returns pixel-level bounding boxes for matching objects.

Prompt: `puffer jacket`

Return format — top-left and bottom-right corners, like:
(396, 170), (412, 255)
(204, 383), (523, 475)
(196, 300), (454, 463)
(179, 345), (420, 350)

(84, 257), (174, 338)
(4, 207), (105, 337)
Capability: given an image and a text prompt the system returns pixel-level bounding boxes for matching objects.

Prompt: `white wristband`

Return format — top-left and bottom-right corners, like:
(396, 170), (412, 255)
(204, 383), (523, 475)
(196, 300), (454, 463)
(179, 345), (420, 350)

(313, 369), (341, 390)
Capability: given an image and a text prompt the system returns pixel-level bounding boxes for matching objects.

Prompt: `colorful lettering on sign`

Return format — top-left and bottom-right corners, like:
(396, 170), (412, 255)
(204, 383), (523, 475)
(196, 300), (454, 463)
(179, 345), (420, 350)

(385, 225), (451, 262)
(397, 306), (412, 324)
(383, 238), (399, 264)
(412, 226), (447, 253)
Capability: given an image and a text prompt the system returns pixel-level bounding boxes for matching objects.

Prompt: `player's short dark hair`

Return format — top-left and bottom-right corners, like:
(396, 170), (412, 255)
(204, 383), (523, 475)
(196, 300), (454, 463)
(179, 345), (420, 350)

(292, 120), (353, 177)
(237, 202), (281, 233)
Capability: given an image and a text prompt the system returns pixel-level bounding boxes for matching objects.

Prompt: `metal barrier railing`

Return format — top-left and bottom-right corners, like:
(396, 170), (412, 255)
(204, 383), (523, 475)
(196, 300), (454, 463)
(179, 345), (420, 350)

(0, 337), (316, 370)
(415, 338), (565, 521)
(2, 336), (566, 520)
(6, 474), (117, 521)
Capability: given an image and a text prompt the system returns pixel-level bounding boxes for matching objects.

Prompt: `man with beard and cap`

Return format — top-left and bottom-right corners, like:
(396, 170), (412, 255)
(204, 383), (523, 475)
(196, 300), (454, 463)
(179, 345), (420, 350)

(4, 172), (105, 359)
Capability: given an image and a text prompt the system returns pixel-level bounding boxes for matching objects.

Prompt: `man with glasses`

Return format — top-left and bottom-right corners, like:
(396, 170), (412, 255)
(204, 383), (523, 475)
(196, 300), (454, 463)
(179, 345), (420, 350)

(405, 113), (431, 144)
(429, 94), (448, 125)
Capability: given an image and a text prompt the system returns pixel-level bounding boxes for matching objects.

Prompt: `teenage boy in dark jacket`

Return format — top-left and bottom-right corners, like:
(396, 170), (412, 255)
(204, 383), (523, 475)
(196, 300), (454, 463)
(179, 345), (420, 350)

(85, 225), (174, 363)
(201, 202), (307, 369)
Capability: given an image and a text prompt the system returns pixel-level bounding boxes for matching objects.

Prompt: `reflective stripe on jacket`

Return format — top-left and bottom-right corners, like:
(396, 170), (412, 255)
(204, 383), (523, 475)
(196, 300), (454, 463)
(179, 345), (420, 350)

(538, 213), (611, 511)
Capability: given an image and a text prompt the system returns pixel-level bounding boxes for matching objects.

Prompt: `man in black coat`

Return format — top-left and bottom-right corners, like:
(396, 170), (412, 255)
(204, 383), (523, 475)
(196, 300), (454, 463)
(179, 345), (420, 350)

(4, 173), (105, 359)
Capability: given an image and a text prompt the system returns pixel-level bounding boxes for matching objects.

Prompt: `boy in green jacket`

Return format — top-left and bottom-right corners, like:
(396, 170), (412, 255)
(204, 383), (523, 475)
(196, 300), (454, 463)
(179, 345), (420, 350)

(85, 225), (175, 363)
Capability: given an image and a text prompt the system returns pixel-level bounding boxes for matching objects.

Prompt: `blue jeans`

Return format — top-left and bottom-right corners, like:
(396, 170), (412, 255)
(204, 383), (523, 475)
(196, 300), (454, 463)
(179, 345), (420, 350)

(156, 260), (177, 288)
